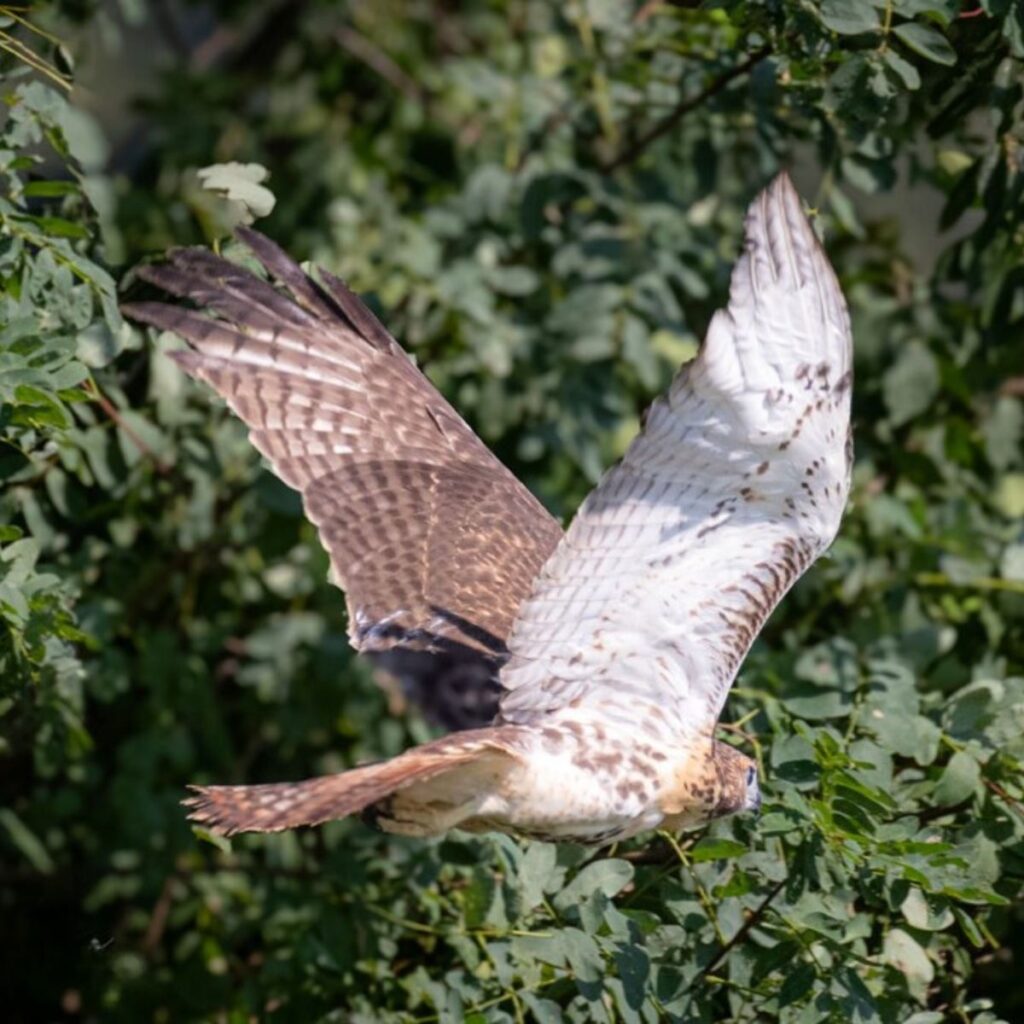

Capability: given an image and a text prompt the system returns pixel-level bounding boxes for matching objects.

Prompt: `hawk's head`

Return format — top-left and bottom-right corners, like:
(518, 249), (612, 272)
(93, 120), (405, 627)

(713, 742), (761, 818)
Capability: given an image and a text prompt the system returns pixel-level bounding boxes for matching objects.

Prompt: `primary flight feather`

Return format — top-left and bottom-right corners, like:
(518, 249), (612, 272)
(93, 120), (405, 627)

(124, 173), (852, 843)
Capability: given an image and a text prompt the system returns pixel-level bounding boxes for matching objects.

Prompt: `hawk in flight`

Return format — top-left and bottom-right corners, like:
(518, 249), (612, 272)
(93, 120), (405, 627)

(124, 173), (852, 844)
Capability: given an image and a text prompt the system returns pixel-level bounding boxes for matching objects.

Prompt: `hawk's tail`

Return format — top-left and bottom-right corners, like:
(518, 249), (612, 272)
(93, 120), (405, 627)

(183, 728), (520, 837)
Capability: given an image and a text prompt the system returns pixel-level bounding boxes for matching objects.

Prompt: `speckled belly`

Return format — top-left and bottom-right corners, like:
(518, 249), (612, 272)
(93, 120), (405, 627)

(460, 715), (695, 844)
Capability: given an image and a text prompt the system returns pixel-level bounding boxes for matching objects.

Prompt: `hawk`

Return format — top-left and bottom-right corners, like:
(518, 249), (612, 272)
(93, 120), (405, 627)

(124, 173), (852, 843)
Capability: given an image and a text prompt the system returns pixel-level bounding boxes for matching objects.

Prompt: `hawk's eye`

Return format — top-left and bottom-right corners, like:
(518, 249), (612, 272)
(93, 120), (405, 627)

(746, 766), (756, 787)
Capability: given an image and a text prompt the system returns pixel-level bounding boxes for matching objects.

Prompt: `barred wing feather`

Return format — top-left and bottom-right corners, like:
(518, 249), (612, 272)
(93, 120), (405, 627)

(500, 174), (853, 731)
(123, 230), (562, 730)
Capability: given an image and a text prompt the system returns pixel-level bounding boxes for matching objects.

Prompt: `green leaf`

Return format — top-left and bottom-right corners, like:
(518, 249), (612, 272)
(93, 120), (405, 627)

(1002, 544), (1024, 583)
(894, 0), (958, 22)
(521, 993), (564, 1024)
(984, 397), (1024, 470)
(820, 0), (880, 34)
(893, 22), (957, 65)
(486, 265), (540, 296)
(611, 942), (649, 1015)
(882, 928), (934, 990)
(554, 859), (634, 911)
(15, 213), (89, 239)
(463, 867), (497, 929)
(689, 837), (748, 862)
(559, 927), (604, 983)
(933, 751), (981, 805)
(883, 342), (940, 426)
(951, 906), (986, 948)
(0, 808), (55, 874)
(884, 49), (921, 89)
(191, 827), (232, 854)
(12, 384), (70, 429)
(22, 179), (80, 198)
(519, 842), (560, 912)
(901, 888), (953, 931)
(995, 473), (1024, 518)
(786, 682), (854, 719)
(778, 962), (816, 1006)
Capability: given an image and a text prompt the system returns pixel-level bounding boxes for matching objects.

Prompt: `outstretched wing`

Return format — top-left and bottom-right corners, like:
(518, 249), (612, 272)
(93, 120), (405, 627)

(123, 230), (562, 729)
(500, 174), (852, 731)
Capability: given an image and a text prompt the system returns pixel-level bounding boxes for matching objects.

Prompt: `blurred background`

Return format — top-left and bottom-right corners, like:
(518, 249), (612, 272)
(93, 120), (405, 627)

(2, 2), (1023, 1021)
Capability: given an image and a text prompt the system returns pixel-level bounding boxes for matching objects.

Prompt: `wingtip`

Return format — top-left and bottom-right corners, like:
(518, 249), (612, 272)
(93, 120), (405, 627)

(231, 224), (290, 268)
(769, 168), (797, 196)
(132, 262), (165, 289)
(232, 224), (263, 249)
(120, 300), (169, 328)
(741, 170), (830, 288)
(182, 785), (239, 837)
(728, 169), (850, 346)
(759, 170), (811, 235)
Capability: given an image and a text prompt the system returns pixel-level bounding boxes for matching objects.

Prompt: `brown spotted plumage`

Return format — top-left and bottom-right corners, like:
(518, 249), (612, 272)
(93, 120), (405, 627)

(124, 228), (562, 730)
(125, 174), (852, 844)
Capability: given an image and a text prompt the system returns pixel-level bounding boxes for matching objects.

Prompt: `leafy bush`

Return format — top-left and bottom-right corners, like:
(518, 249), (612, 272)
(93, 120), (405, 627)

(3, 1), (1024, 1021)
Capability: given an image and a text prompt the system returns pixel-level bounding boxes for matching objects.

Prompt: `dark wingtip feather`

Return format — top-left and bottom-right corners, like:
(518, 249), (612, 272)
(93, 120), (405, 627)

(235, 226), (399, 354)
(314, 265), (399, 354)
(165, 349), (205, 374)
(182, 785), (235, 836)
(771, 168), (796, 195)
(182, 784), (267, 838)
(232, 226), (336, 319)
(120, 300), (182, 333)
(232, 226), (291, 274)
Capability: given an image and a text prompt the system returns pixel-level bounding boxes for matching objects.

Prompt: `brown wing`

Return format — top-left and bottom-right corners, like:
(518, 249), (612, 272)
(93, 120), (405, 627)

(123, 229), (562, 728)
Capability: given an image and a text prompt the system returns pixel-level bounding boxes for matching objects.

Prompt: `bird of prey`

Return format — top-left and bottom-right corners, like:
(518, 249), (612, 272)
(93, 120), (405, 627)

(124, 173), (852, 844)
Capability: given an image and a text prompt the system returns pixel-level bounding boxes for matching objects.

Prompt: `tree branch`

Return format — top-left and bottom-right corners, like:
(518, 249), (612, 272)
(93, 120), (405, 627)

(84, 378), (169, 475)
(600, 46), (772, 173)
(336, 24), (427, 105)
(697, 874), (787, 981)
(984, 778), (1024, 822)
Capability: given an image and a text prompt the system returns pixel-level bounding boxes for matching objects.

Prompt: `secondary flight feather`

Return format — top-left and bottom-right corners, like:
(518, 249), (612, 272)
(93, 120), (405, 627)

(124, 173), (852, 843)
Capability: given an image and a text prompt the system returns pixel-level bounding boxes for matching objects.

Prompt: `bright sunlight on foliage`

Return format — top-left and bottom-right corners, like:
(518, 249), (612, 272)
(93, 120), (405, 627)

(2, 1), (1023, 1022)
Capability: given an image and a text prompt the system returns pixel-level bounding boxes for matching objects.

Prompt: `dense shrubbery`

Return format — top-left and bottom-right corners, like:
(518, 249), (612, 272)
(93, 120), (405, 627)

(3, 1), (1024, 1021)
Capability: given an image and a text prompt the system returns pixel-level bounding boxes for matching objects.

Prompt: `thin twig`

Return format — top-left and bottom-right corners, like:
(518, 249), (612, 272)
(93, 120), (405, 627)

(633, 1), (663, 23)
(336, 24), (427, 104)
(984, 778), (1024, 822)
(914, 572), (1024, 595)
(84, 378), (170, 474)
(661, 831), (727, 945)
(600, 45), (772, 172)
(887, 795), (974, 825)
(514, 99), (575, 172)
(141, 875), (175, 954)
(0, 30), (72, 91)
(717, 719), (757, 745)
(633, 0), (705, 22)
(697, 874), (787, 981)
(620, 839), (679, 865)
(3, 6), (65, 47)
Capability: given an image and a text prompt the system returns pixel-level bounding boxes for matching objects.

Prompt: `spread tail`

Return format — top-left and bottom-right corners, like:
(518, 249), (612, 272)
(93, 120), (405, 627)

(184, 728), (519, 836)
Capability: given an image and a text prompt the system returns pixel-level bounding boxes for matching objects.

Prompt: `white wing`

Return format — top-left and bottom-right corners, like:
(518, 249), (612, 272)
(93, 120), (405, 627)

(499, 174), (852, 732)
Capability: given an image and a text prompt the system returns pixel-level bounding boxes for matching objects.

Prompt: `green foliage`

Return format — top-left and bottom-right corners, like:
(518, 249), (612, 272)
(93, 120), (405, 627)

(3, 1), (1024, 1022)
(0, 71), (124, 780)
